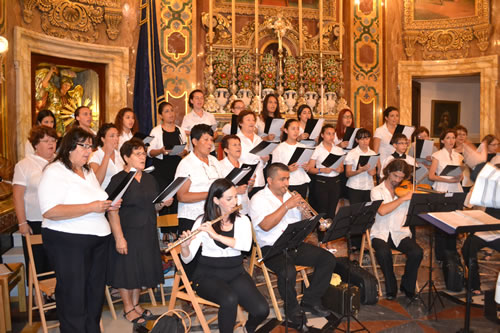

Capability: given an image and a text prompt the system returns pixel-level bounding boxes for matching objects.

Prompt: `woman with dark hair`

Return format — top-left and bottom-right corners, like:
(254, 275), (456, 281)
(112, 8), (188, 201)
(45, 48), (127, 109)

(296, 104), (313, 141)
(334, 108), (354, 148)
(429, 129), (464, 193)
(148, 102), (188, 193)
(272, 119), (310, 198)
(306, 124), (344, 220)
(106, 138), (172, 325)
(481, 134), (499, 162)
(373, 106), (400, 168)
(73, 106), (96, 135)
(256, 94), (281, 141)
(89, 123), (124, 189)
(38, 127), (120, 332)
(14, 126), (58, 288)
(222, 100), (246, 135)
(408, 126), (436, 186)
(114, 107), (137, 150)
(25, 109), (58, 156)
(180, 178), (269, 333)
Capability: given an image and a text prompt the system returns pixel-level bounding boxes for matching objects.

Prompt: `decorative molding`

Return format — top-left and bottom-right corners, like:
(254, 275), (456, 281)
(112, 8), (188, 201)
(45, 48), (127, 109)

(403, 0), (491, 59)
(20, 0), (123, 42)
(13, 27), (129, 160)
(398, 55), (498, 138)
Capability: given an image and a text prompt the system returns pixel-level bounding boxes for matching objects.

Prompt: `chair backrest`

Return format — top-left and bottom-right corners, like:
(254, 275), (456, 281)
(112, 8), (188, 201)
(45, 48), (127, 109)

(157, 214), (179, 228)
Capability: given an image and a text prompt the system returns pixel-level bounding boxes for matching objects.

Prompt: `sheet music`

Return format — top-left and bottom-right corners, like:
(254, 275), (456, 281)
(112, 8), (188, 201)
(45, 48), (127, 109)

(265, 118), (285, 138)
(167, 144), (186, 156)
(307, 118), (325, 140)
(439, 165), (462, 177)
(345, 128), (360, 150)
(109, 170), (137, 205)
(152, 176), (190, 204)
(415, 139), (434, 159)
(249, 141), (279, 157)
(355, 154), (379, 171)
(428, 210), (500, 231)
(470, 163), (496, 207)
(415, 165), (429, 183)
(226, 167), (252, 185)
(322, 153), (346, 169)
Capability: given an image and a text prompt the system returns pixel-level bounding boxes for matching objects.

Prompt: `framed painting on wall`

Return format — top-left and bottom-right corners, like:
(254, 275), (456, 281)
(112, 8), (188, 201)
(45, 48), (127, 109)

(431, 100), (461, 137)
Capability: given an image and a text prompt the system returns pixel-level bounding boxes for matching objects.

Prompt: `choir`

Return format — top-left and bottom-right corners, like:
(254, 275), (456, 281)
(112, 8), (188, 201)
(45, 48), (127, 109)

(12, 98), (500, 332)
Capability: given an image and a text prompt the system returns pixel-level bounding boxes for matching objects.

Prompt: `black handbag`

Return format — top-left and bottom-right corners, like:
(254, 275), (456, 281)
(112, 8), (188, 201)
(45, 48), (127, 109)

(150, 309), (191, 333)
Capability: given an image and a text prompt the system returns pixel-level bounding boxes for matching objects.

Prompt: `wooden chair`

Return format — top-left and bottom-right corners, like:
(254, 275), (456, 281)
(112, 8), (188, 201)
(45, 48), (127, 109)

(157, 213), (179, 305)
(359, 230), (419, 296)
(247, 230), (310, 322)
(25, 234), (58, 333)
(167, 246), (246, 333)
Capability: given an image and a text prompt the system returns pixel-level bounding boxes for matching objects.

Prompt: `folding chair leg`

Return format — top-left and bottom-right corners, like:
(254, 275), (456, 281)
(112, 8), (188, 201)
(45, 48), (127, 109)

(148, 288), (157, 306)
(361, 231), (383, 297)
(262, 265), (283, 322)
(28, 269), (33, 326)
(160, 283), (166, 306)
(105, 286), (117, 320)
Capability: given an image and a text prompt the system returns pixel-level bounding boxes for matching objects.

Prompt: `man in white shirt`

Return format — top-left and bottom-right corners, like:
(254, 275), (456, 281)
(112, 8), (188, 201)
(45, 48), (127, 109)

(370, 159), (423, 300)
(249, 163), (335, 328)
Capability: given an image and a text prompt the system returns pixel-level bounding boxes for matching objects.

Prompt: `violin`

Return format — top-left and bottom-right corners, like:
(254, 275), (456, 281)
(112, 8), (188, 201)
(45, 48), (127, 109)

(395, 180), (437, 197)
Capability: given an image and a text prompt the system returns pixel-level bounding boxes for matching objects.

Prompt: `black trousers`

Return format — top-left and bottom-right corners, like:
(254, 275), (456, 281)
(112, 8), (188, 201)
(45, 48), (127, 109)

(21, 221), (52, 284)
(195, 271), (269, 333)
(42, 228), (110, 333)
(461, 235), (500, 291)
(314, 175), (341, 220)
(289, 183), (308, 199)
(372, 236), (423, 295)
(262, 242), (336, 315)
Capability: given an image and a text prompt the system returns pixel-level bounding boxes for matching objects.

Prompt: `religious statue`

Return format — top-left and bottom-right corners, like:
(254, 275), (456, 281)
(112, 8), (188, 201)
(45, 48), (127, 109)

(35, 66), (84, 133)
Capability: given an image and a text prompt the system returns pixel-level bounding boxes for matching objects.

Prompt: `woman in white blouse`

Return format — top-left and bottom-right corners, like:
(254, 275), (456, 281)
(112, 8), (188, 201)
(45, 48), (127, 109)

(256, 94), (282, 141)
(272, 119), (310, 198)
(237, 110), (269, 198)
(307, 124), (344, 220)
(13, 126), (57, 286)
(89, 123), (124, 190)
(180, 179), (269, 333)
(297, 104), (313, 141)
(219, 135), (253, 214)
(38, 127), (120, 332)
(24, 110), (58, 156)
(373, 106), (400, 173)
(429, 129), (464, 193)
(114, 107), (136, 150)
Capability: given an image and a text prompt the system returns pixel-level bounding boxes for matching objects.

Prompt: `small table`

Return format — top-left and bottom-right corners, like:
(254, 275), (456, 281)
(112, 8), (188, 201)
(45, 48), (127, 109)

(0, 263), (27, 332)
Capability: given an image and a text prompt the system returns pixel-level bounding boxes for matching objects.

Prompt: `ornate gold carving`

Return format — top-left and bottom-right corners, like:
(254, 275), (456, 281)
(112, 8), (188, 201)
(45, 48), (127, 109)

(473, 23), (491, 52)
(21, 0), (122, 42)
(404, 31), (419, 57)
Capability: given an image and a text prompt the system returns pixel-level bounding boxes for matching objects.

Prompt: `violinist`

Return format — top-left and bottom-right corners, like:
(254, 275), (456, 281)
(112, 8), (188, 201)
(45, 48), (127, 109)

(370, 159), (423, 300)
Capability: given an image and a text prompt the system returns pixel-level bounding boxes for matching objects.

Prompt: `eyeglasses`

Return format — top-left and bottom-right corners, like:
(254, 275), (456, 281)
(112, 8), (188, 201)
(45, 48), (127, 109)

(39, 138), (57, 144)
(396, 142), (408, 145)
(76, 143), (93, 149)
(132, 152), (147, 157)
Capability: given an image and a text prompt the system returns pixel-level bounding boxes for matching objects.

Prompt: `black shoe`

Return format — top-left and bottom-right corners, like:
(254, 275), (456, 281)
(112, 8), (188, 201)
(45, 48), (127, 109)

(286, 309), (306, 330)
(385, 292), (397, 300)
(400, 286), (417, 301)
(301, 301), (331, 317)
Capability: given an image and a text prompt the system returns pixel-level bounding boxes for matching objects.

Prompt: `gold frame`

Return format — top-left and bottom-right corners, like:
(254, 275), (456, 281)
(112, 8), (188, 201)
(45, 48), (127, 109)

(403, 0), (489, 30)
(430, 99), (461, 138)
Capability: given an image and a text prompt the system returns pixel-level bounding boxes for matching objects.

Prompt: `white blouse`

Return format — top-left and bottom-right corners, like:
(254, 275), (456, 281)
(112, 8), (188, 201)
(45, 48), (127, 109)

(147, 124), (188, 160)
(174, 152), (222, 220)
(370, 182), (412, 247)
(219, 157), (250, 215)
(181, 215), (252, 264)
(118, 131), (133, 150)
(24, 140), (35, 157)
(272, 142), (311, 186)
(38, 161), (111, 236)
(89, 147), (124, 190)
(249, 186), (302, 248)
(310, 142), (345, 177)
(237, 132), (266, 187)
(13, 154), (50, 221)
(431, 148), (464, 193)
(373, 123), (396, 165)
(344, 146), (376, 190)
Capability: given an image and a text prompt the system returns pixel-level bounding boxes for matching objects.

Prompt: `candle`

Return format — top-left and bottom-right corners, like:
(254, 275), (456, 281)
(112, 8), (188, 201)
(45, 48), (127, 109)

(321, 85), (324, 116)
(319, 0), (323, 52)
(278, 37), (282, 51)
(209, 0), (213, 44)
(255, 0), (259, 52)
(299, 0), (303, 56)
(232, 0), (236, 52)
(339, 0), (343, 57)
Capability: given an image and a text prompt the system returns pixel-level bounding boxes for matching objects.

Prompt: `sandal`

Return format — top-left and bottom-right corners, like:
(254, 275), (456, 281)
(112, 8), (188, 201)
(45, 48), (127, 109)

(134, 304), (155, 320)
(123, 308), (146, 325)
(472, 289), (483, 296)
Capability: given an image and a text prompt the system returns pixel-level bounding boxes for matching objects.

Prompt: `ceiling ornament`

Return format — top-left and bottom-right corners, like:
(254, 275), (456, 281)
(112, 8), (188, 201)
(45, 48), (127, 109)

(21, 0), (122, 43)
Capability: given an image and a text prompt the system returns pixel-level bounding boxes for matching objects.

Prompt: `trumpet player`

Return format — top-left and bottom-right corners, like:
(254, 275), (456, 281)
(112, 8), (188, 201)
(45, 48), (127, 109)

(180, 178), (269, 333)
(249, 163), (336, 328)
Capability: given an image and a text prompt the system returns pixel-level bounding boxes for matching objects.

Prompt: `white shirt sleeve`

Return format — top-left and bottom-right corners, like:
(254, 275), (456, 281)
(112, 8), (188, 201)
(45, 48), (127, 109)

(181, 217), (203, 264)
(13, 161), (28, 187)
(233, 215), (252, 252)
(38, 164), (68, 214)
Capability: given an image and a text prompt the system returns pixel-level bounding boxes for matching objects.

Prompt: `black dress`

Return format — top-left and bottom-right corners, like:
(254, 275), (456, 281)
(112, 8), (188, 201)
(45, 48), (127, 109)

(151, 127), (183, 215)
(105, 171), (164, 289)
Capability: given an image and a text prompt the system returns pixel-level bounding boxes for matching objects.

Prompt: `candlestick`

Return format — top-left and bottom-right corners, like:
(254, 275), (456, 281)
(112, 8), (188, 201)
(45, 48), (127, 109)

(209, 0), (213, 45)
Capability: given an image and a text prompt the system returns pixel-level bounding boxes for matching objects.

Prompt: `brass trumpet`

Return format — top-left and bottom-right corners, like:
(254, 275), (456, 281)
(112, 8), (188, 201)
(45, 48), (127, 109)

(163, 205), (242, 253)
(289, 191), (333, 231)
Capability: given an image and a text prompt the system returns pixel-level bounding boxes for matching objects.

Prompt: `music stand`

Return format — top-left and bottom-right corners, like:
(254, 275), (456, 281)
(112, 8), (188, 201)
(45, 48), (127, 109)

(321, 200), (382, 333)
(404, 192), (466, 318)
(261, 215), (321, 332)
(419, 212), (500, 333)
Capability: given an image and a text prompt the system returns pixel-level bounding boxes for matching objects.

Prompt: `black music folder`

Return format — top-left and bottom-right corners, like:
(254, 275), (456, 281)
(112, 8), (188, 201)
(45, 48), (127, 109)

(322, 153), (346, 169)
(152, 176), (189, 204)
(107, 170), (137, 205)
(343, 127), (360, 150)
(263, 118), (285, 137)
(391, 124), (415, 142)
(230, 114), (238, 135)
(249, 141), (279, 156)
(304, 118), (325, 140)
(356, 154), (379, 170)
(225, 163), (258, 186)
(288, 147), (315, 166)
(439, 165), (462, 177)
(415, 139), (434, 159)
